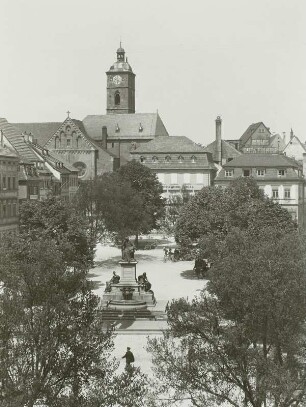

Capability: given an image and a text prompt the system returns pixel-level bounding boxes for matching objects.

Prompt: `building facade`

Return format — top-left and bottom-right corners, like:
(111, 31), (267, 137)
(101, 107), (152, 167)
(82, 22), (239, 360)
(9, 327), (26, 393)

(131, 136), (217, 197)
(0, 142), (19, 236)
(215, 153), (306, 225)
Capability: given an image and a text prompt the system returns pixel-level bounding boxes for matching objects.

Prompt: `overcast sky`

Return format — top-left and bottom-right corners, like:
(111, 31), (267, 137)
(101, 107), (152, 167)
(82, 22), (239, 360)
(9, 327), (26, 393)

(1, 0), (305, 146)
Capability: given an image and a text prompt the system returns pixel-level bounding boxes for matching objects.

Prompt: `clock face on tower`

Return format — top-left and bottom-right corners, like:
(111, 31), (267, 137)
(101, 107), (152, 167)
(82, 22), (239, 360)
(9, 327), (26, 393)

(112, 75), (122, 85)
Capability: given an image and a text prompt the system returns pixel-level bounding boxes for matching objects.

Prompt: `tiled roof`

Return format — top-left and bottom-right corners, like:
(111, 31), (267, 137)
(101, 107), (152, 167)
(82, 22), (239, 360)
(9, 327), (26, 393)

(223, 153), (301, 168)
(132, 136), (205, 153)
(239, 122), (268, 147)
(12, 122), (62, 146)
(0, 145), (18, 158)
(270, 134), (286, 151)
(0, 118), (41, 162)
(30, 143), (78, 174)
(82, 113), (169, 140)
(204, 140), (241, 161)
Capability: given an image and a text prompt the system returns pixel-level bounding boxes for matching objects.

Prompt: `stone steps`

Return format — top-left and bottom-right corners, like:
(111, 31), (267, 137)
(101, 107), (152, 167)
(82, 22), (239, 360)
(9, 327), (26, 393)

(100, 308), (166, 321)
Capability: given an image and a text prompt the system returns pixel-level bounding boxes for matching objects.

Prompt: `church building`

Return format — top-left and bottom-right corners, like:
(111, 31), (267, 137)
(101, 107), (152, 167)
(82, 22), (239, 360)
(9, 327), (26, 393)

(13, 45), (169, 180)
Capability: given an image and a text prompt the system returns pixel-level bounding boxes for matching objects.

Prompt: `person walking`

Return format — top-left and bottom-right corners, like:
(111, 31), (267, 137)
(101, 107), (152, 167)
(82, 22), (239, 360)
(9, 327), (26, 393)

(122, 347), (135, 369)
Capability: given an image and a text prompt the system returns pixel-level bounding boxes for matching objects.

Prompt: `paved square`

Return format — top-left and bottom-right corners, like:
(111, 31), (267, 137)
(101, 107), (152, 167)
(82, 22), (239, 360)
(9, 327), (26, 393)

(89, 244), (207, 376)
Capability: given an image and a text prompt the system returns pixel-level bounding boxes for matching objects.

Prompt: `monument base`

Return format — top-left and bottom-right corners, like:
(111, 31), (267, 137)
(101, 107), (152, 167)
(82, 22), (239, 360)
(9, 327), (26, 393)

(102, 259), (156, 310)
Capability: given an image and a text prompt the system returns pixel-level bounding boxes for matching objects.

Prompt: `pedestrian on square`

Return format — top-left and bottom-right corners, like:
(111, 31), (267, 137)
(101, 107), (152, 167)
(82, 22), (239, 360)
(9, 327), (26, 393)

(122, 347), (135, 368)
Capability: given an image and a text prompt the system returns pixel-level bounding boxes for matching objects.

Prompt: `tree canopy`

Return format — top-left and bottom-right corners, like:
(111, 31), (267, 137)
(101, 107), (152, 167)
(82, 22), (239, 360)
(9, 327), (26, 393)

(76, 160), (165, 243)
(148, 230), (306, 407)
(175, 177), (296, 255)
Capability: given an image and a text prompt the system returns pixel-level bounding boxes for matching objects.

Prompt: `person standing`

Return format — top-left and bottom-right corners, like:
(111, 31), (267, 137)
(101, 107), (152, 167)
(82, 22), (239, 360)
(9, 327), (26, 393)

(122, 347), (135, 369)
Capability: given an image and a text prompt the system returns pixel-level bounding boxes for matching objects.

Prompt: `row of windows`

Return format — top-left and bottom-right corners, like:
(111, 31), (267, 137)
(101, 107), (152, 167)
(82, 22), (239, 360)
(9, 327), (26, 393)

(55, 135), (82, 149)
(271, 188), (291, 199)
(141, 155), (198, 164)
(0, 176), (17, 190)
(225, 169), (287, 177)
(0, 199), (18, 219)
(0, 161), (18, 171)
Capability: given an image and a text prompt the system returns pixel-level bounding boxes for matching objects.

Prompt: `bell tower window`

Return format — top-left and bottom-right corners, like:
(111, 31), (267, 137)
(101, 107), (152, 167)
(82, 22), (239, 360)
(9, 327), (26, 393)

(115, 92), (120, 106)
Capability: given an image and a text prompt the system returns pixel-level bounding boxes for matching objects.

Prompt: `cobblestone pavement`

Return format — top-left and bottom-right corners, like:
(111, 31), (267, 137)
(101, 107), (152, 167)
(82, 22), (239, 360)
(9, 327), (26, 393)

(89, 244), (207, 378)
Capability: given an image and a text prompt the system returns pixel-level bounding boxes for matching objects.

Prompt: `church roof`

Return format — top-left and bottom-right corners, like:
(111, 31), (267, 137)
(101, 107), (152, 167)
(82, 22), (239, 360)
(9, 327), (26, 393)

(204, 140), (241, 161)
(132, 136), (205, 153)
(82, 113), (169, 140)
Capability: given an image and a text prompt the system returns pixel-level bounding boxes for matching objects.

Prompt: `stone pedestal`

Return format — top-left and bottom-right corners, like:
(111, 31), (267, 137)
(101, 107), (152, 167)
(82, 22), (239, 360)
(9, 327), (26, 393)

(102, 260), (156, 310)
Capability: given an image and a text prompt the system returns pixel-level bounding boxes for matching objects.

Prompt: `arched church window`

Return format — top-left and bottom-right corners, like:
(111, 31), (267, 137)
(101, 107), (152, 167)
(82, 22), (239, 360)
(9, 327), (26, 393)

(115, 92), (120, 105)
(67, 139), (71, 148)
(55, 136), (60, 149)
(76, 136), (81, 148)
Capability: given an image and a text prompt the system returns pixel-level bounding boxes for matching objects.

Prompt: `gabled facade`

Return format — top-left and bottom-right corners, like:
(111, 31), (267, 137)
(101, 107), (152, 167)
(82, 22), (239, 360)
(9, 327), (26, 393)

(131, 136), (217, 197)
(283, 130), (306, 161)
(0, 118), (79, 201)
(215, 153), (306, 226)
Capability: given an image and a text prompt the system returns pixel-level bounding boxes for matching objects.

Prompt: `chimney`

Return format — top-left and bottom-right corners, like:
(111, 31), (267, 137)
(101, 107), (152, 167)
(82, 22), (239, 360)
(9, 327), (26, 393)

(290, 128), (294, 140)
(215, 116), (222, 165)
(282, 132), (286, 143)
(0, 130), (4, 147)
(102, 126), (108, 150)
(28, 132), (33, 143)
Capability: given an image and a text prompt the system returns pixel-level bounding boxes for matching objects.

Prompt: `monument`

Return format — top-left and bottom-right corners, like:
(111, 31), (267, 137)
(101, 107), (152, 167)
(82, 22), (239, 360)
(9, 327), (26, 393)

(102, 238), (156, 310)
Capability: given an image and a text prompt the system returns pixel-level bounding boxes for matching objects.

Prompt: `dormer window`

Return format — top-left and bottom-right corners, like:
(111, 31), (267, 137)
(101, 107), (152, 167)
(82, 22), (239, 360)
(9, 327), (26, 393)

(165, 155), (171, 163)
(139, 123), (143, 132)
(191, 155), (197, 163)
(178, 155), (184, 163)
(152, 156), (158, 163)
(115, 123), (120, 133)
(278, 169), (285, 177)
(140, 156), (145, 163)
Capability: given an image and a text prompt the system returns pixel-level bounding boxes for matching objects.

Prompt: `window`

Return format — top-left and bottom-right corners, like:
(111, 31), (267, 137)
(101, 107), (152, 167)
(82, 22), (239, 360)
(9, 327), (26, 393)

(256, 169), (265, 176)
(111, 142), (115, 148)
(67, 139), (71, 147)
(272, 189), (279, 199)
(178, 155), (184, 163)
(191, 156), (196, 163)
(284, 188), (291, 199)
(243, 169), (250, 177)
(2, 176), (6, 189)
(8, 177), (11, 190)
(152, 156), (158, 163)
(225, 170), (233, 177)
(55, 136), (60, 148)
(115, 92), (120, 105)
(140, 156), (145, 163)
(165, 156), (171, 163)
(278, 169), (285, 176)
(76, 136), (81, 148)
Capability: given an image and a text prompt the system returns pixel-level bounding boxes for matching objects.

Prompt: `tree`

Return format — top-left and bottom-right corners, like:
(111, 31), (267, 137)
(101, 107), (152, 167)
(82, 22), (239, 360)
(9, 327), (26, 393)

(19, 197), (94, 271)
(175, 177), (296, 254)
(83, 161), (165, 244)
(0, 236), (117, 407)
(148, 230), (306, 406)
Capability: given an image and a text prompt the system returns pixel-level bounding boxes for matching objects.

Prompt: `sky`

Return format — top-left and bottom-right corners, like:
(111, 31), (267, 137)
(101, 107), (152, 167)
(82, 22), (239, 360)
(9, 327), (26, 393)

(0, 0), (305, 146)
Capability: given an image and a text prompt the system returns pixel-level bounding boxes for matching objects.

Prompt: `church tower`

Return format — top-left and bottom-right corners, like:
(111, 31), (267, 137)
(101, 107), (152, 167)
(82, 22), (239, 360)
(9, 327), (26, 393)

(106, 45), (136, 114)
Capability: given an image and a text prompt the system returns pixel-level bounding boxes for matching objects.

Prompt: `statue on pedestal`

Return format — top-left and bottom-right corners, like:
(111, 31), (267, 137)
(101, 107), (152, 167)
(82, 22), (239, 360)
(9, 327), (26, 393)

(121, 237), (136, 262)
